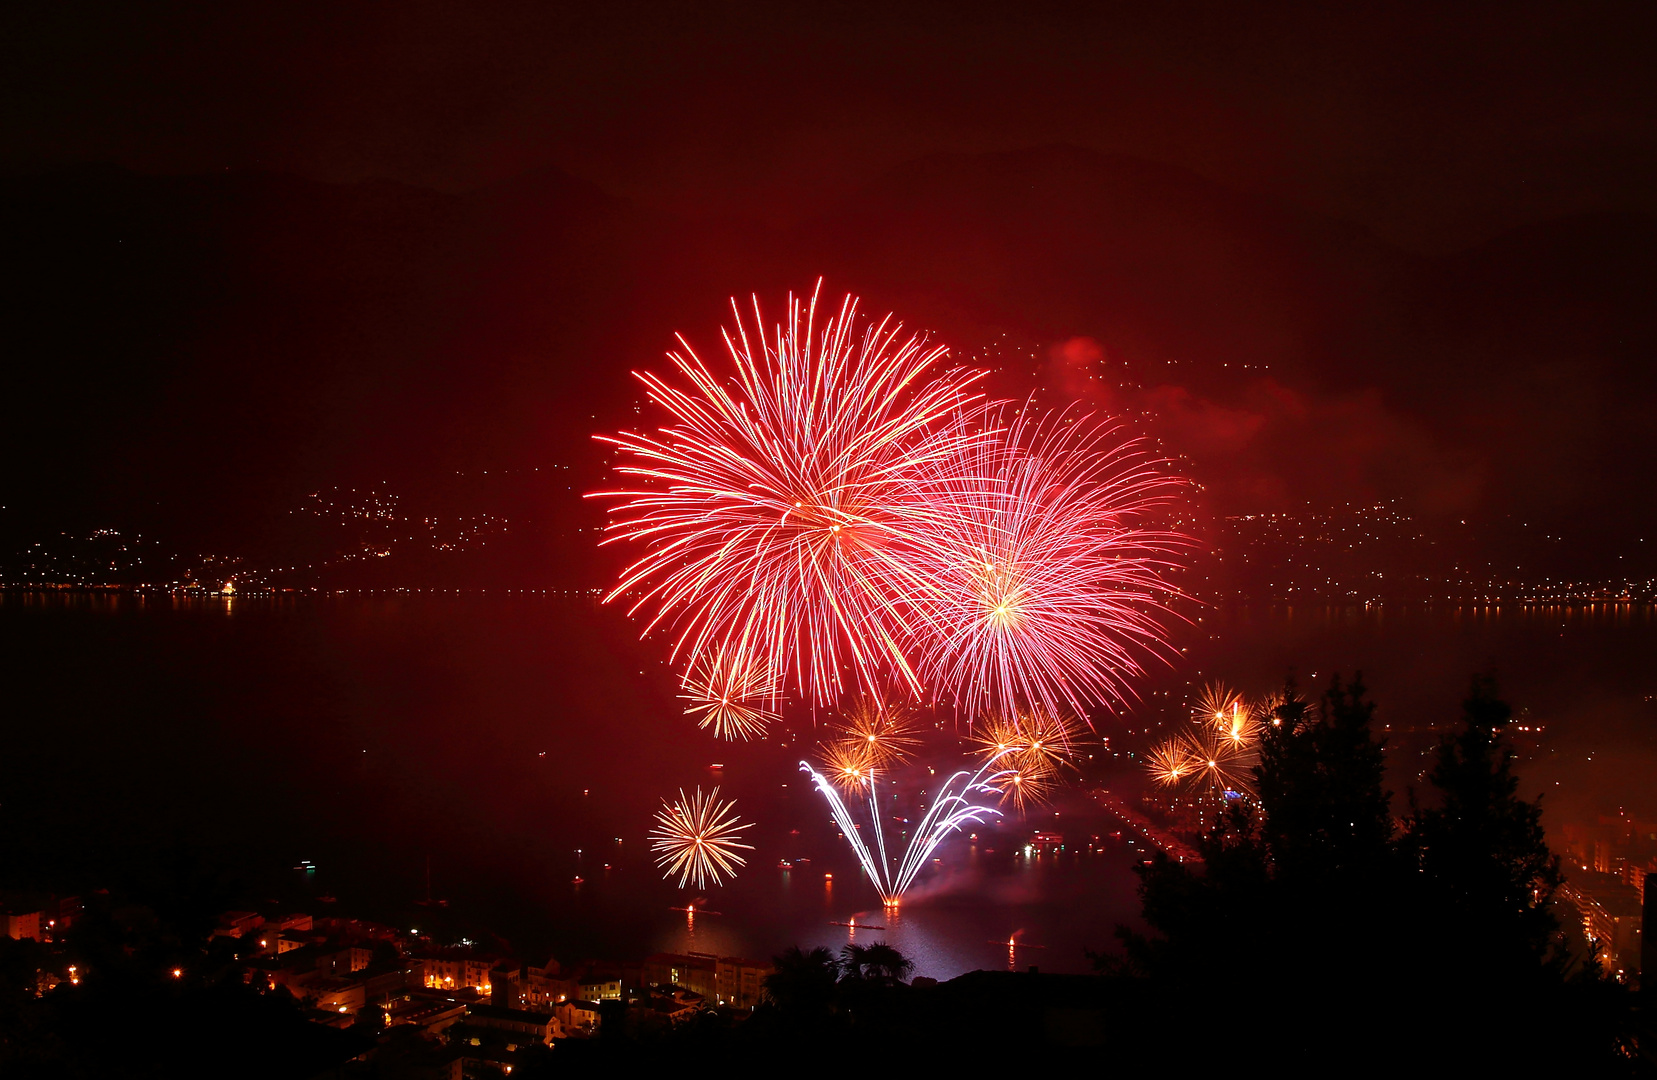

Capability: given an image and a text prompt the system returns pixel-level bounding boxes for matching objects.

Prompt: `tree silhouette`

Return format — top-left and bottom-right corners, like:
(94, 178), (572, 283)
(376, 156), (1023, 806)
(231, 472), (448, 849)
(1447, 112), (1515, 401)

(838, 943), (871, 981)
(858, 943), (913, 984)
(1109, 672), (1638, 1070)
(838, 942), (913, 985)
(1404, 675), (1560, 963)
(762, 946), (838, 1015)
(1256, 674), (1392, 884)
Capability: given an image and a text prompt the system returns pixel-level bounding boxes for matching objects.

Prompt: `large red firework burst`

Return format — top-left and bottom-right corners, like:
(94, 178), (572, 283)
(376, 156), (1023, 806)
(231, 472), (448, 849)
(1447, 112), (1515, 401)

(908, 406), (1188, 716)
(591, 284), (991, 705)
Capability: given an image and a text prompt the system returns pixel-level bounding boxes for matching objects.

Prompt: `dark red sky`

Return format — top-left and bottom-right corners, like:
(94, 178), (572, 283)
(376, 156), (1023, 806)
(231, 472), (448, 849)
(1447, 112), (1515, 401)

(2, 1), (1653, 585)
(6, 1), (1654, 252)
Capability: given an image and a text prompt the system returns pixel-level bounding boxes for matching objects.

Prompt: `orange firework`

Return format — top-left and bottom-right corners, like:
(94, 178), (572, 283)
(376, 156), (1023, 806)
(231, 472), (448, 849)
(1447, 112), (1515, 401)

(970, 714), (1026, 760)
(649, 787), (755, 889)
(819, 738), (879, 792)
(679, 650), (779, 741)
(1018, 707), (1085, 764)
(841, 698), (921, 770)
(1147, 739), (1198, 786)
(1175, 727), (1254, 796)
(815, 697), (920, 791)
(971, 708), (1083, 811)
(994, 762), (1058, 812)
(1146, 682), (1265, 796)
(1254, 688), (1290, 728)
(1196, 682), (1256, 747)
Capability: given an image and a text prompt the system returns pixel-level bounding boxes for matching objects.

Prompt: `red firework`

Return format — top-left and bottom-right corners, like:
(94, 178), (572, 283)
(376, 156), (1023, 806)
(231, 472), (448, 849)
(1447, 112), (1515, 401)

(908, 406), (1188, 717)
(590, 283), (991, 705)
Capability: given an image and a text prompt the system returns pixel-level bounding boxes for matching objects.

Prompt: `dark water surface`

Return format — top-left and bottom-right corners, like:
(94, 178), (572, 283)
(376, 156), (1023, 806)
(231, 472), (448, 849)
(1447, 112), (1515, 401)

(1, 593), (1653, 979)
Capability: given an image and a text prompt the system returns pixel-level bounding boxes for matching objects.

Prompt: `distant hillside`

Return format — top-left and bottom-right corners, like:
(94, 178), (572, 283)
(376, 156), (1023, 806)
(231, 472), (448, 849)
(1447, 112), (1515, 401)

(2, 147), (1652, 589)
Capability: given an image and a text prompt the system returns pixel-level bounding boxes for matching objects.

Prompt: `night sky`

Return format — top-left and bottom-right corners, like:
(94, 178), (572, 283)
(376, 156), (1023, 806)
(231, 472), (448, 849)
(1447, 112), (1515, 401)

(3, 1), (1654, 584)
(5, 6), (1657, 1030)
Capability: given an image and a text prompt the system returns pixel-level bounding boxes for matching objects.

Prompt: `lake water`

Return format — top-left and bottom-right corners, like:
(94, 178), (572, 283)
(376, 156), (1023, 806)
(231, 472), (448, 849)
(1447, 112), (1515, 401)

(1, 592), (1652, 979)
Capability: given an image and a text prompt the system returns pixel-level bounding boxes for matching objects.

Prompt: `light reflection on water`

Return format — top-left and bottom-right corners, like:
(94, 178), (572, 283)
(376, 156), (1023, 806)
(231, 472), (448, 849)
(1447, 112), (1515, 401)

(616, 838), (1139, 979)
(1, 594), (1653, 977)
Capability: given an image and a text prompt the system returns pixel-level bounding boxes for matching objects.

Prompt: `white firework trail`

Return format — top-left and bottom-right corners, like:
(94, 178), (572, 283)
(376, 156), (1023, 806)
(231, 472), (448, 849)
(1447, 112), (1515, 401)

(798, 754), (1009, 905)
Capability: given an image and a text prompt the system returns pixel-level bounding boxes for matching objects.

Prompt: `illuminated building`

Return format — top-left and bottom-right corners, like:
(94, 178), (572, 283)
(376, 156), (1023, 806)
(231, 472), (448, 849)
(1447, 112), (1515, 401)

(643, 952), (717, 1000)
(713, 956), (773, 1009)
(306, 976), (367, 1014)
(1643, 872), (1654, 982)
(3, 911), (43, 941)
(213, 911), (265, 940)
(382, 997), (467, 1037)
(576, 968), (622, 1001)
(317, 945), (372, 976)
(555, 998), (600, 1037)
(643, 951), (774, 1009)
(415, 951), (503, 994)
(519, 957), (566, 1011)
(460, 1003), (559, 1046)
(488, 961), (521, 1007)
(1560, 877), (1644, 979)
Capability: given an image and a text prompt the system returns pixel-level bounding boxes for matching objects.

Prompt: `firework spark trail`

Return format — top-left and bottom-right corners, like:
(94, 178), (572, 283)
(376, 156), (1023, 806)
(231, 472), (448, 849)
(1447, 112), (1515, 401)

(886, 768), (997, 898)
(1146, 684), (1263, 796)
(1197, 682), (1255, 745)
(799, 756), (1007, 905)
(591, 283), (994, 705)
(840, 698), (921, 770)
(679, 649), (779, 741)
(969, 708), (1084, 810)
(909, 405), (1189, 718)
(1147, 739), (1198, 786)
(649, 787), (755, 889)
(819, 737), (878, 792)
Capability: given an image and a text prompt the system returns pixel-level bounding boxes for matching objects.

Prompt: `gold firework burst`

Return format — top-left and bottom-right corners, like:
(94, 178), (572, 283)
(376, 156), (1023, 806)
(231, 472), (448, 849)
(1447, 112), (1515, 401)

(1146, 738), (1198, 786)
(813, 698), (919, 792)
(840, 698), (921, 771)
(969, 713), (1026, 761)
(679, 651), (779, 741)
(649, 787), (755, 889)
(1175, 727), (1255, 796)
(992, 756), (1060, 811)
(818, 738), (879, 792)
(1017, 707), (1084, 768)
(1196, 682), (1256, 747)
(1254, 688), (1290, 729)
(972, 708), (1083, 811)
